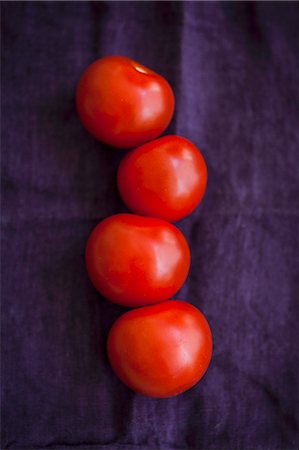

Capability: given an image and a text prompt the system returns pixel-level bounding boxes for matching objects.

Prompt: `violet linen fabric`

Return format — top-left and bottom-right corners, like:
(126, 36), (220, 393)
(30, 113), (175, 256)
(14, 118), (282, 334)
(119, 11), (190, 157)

(1, 2), (299, 449)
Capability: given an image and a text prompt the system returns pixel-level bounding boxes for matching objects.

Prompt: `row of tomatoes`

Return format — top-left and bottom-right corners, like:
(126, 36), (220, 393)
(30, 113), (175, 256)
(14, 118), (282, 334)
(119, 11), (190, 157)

(76, 56), (212, 398)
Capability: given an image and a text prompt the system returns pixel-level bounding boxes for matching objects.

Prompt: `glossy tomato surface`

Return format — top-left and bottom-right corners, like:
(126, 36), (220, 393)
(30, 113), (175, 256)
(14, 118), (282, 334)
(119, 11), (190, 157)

(85, 214), (190, 307)
(76, 56), (174, 148)
(107, 300), (212, 398)
(117, 135), (207, 221)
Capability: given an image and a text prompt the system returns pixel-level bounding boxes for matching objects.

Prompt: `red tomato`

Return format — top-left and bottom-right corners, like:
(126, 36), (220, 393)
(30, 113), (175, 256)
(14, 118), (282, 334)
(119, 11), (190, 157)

(76, 56), (174, 148)
(85, 214), (190, 307)
(107, 300), (212, 398)
(117, 135), (207, 222)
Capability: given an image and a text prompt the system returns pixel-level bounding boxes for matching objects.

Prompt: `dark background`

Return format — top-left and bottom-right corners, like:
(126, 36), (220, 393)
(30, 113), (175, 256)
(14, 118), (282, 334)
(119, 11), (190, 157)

(1, 1), (299, 449)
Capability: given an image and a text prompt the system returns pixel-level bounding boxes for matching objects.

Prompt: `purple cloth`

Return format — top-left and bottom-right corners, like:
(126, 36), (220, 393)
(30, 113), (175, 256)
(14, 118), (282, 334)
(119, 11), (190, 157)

(2, 2), (299, 449)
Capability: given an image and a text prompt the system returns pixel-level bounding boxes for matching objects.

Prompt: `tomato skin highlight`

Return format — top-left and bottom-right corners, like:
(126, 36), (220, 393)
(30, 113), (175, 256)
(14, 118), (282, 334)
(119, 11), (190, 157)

(85, 214), (190, 307)
(117, 135), (207, 222)
(107, 300), (212, 398)
(76, 56), (175, 149)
